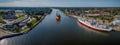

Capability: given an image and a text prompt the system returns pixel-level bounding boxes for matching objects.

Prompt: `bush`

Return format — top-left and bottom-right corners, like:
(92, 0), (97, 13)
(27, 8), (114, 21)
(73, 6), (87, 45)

(0, 20), (6, 24)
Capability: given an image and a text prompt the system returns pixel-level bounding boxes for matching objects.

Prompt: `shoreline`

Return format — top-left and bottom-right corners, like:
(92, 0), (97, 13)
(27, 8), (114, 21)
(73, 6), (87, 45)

(63, 12), (112, 32)
(0, 15), (46, 40)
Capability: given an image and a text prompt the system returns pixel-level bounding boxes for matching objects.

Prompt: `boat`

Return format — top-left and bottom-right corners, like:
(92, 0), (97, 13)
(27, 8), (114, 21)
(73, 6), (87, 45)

(77, 17), (112, 32)
(56, 11), (61, 21)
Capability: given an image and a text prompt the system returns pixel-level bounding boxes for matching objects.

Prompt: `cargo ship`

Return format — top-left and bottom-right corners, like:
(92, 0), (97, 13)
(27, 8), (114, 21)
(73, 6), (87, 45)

(77, 16), (112, 32)
(56, 11), (61, 21)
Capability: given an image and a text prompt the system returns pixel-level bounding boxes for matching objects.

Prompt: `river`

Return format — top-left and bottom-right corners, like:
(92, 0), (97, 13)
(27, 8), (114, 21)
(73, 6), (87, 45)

(0, 9), (120, 45)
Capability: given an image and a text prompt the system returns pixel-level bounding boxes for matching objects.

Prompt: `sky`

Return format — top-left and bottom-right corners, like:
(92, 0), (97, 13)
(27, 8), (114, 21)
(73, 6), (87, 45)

(0, 0), (120, 7)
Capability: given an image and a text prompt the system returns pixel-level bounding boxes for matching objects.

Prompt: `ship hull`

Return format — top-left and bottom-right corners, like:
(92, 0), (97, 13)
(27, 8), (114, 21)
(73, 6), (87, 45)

(56, 15), (61, 21)
(77, 19), (111, 32)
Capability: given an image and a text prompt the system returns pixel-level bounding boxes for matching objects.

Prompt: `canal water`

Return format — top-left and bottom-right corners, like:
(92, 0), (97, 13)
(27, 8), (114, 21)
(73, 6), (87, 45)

(0, 9), (120, 45)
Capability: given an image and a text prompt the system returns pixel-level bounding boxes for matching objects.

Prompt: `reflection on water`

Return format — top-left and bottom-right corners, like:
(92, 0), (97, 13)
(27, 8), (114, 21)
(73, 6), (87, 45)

(0, 9), (120, 45)
(0, 39), (8, 45)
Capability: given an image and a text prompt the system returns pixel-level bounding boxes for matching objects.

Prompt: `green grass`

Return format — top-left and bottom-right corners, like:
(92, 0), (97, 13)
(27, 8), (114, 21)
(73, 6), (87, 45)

(98, 15), (113, 22)
(0, 14), (2, 18)
(17, 15), (25, 19)
(2, 15), (44, 33)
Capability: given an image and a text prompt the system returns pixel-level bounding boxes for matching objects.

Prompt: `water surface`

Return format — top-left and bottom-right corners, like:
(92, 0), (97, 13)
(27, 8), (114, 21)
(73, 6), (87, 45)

(0, 9), (120, 45)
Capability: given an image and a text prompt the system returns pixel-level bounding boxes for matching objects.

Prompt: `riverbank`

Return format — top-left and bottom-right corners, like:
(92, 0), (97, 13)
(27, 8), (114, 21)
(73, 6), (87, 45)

(21, 16), (45, 33)
(61, 8), (120, 32)
(62, 11), (112, 32)
(0, 15), (46, 40)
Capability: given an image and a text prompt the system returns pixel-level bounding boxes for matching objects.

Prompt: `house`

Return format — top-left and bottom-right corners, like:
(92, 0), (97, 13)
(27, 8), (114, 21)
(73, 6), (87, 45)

(110, 16), (120, 27)
(2, 10), (17, 19)
(6, 22), (26, 30)
(6, 24), (15, 30)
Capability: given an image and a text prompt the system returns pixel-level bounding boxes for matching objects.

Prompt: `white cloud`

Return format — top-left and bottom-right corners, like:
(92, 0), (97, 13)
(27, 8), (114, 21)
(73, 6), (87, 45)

(0, 0), (74, 7)
(0, 0), (119, 7)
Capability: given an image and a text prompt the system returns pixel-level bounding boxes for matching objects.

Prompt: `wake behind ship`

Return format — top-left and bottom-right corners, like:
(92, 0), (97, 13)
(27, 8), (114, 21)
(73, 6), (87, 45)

(56, 11), (61, 21)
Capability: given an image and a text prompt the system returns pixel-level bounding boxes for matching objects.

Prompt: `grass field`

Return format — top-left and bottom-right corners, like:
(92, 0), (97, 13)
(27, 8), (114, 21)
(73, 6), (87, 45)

(0, 14), (2, 18)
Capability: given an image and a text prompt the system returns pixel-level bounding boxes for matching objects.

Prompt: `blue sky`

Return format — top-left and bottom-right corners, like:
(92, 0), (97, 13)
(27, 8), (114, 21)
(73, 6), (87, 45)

(0, 0), (120, 7)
